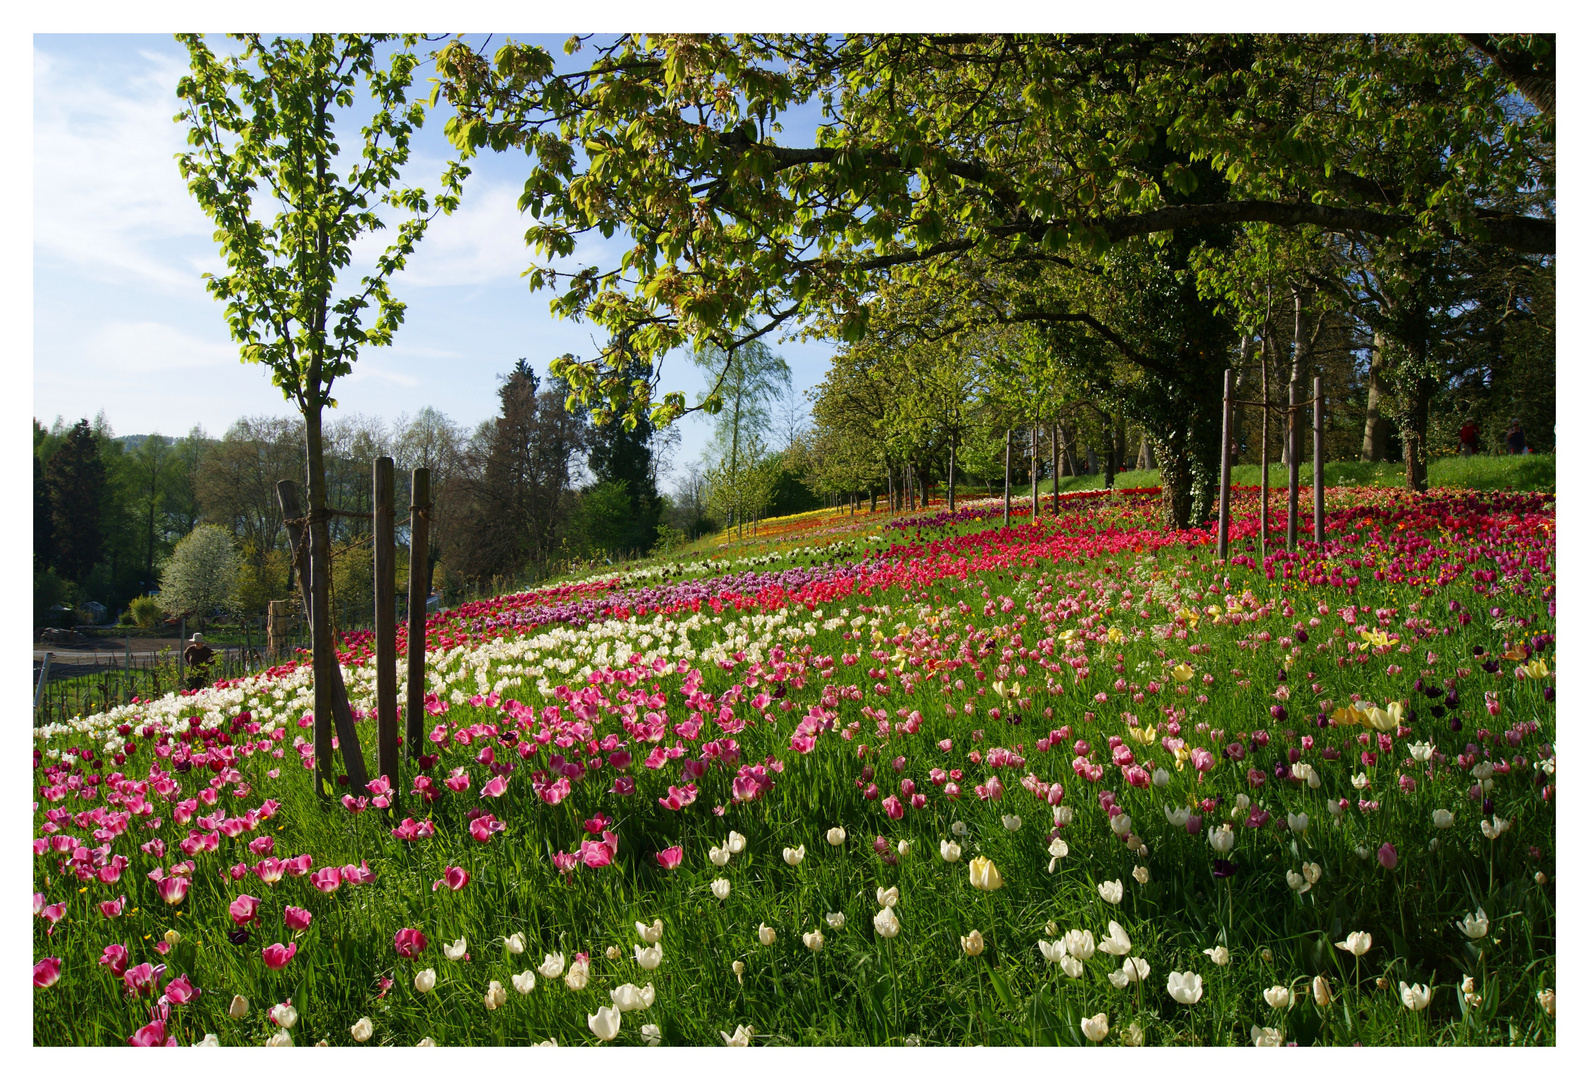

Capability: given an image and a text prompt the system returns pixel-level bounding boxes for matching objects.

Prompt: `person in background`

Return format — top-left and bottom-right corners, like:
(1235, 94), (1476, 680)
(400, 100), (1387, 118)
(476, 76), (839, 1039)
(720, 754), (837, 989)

(183, 632), (216, 690)
(1506, 419), (1527, 455)
(1458, 419), (1480, 457)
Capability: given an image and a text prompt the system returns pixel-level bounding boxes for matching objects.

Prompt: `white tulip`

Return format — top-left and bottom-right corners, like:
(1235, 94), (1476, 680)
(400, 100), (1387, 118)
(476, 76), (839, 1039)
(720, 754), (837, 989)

(634, 943), (663, 970)
(641, 1023), (662, 1046)
(1063, 929), (1096, 960)
(414, 967), (437, 993)
(826, 826), (846, 846)
(512, 971), (537, 994)
(484, 981), (508, 1009)
(825, 912), (845, 929)
(194, 1033), (220, 1047)
(1060, 954), (1085, 978)
(951, 820), (969, 837)
(757, 923), (776, 946)
(270, 1003), (298, 1030)
(587, 1004), (622, 1041)
(1163, 804), (1190, 827)
(1107, 957), (1150, 987)
(876, 886), (900, 908)
(721, 1024), (753, 1047)
(1003, 814), (1023, 831)
(1263, 985), (1291, 1009)
(1456, 908), (1489, 940)
(537, 952), (566, 979)
(727, 831), (747, 853)
(1251, 1025), (1283, 1047)
(1097, 921), (1132, 956)
(711, 878), (731, 900)
(1038, 939), (1067, 964)
(782, 845), (806, 867)
(636, 918), (664, 944)
(443, 936), (468, 961)
(1098, 879), (1124, 905)
(610, 982), (655, 1012)
(1080, 1013), (1109, 1042)
(1399, 981), (1431, 1011)
(1202, 945), (1230, 966)
(1166, 971), (1203, 1005)
(803, 929), (824, 951)
(940, 839), (962, 862)
(1109, 813), (1132, 837)
(503, 932), (526, 955)
(709, 845), (732, 866)
(873, 906), (901, 938)
(564, 960), (589, 990)
(1432, 808), (1455, 829)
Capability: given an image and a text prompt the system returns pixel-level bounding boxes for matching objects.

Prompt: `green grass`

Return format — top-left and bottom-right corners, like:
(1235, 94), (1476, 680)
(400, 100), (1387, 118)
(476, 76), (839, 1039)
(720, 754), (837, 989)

(32, 487), (1555, 1047)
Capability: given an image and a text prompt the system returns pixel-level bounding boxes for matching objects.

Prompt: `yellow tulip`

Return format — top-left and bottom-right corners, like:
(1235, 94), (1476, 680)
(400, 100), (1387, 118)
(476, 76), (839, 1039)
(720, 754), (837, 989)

(968, 856), (1004, 892)
(1172, 663), (1194, 682)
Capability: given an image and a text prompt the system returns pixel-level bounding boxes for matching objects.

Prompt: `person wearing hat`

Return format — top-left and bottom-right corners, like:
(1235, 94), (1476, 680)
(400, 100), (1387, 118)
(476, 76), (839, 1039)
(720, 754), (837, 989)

(1506, 419), (1527, 455)
(183, 632), (217, 689)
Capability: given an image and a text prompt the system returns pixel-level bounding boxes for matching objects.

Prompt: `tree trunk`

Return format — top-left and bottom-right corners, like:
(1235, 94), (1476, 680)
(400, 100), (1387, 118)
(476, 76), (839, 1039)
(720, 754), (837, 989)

(947, 435), (957, 512)
(1403, 367), (1433, 493)
(1361, 331), (1390, 462)
(1002, 429), (1012, 528)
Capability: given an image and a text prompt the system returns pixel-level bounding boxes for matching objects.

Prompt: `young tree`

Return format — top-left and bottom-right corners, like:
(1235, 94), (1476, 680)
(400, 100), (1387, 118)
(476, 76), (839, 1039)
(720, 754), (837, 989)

(159, 524), (242, 629)
(177, 34), (465, 793)
(692, 340), (791, 528)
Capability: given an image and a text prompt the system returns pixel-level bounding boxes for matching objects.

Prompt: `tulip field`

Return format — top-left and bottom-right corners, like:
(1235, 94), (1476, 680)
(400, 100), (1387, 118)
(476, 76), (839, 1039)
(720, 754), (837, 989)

(32, 483), (1556, 1047)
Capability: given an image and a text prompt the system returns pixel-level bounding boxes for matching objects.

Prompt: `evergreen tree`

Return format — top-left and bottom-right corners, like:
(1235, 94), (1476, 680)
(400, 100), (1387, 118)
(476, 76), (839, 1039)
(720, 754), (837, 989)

(45, 419), (105, 583)
(586, 339), (662, 554)
(33, 454), (52, 574)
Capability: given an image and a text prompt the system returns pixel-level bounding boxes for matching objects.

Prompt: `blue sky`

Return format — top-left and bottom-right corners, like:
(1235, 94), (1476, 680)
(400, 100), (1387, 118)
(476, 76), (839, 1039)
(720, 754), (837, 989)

(31, 33), (838, 489)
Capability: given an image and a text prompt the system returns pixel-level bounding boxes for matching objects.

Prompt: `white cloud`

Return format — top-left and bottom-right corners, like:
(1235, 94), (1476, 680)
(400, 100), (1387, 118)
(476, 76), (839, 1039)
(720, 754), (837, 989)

(78, 319), (240, 373)
(33, 44), (219, 293)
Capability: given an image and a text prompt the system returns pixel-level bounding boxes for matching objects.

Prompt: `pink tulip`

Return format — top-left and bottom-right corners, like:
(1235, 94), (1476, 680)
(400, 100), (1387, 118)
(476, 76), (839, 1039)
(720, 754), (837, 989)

(393, 928), (427, 958)
(481, 775), (509, 798)
(283, 906), (313, 932)
(309, 867), (342, 894)
(33, 957), (62, 988)
(127, 1019), (174, 1046)
(469, 813), (505, 842)
(580, 839), (613, 868)
(163, 973), (199, 1005)
(100, 943), (130, 977)
(655, 845), (683, 869)
(99, 895), (128, 919)
(123, 962), (165, 996)
(229, 894), (262, 926)
(155, 877), (189, 905)
(341, 862), (376, 885)
(282, 853), (313, 876)
(255, 857), (286, 885)
(261, 942), (297, 970)
(248, 834), (275, 856)
(39, 902), (67, 924)
(434, 866), (470, 891)
(882, 795), (905, 819)
(1377, 842), (1399, 870)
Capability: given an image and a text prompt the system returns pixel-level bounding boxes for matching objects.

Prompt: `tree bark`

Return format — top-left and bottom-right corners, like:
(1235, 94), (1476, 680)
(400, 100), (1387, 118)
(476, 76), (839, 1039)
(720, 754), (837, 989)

(1361, 331), (1390, 462)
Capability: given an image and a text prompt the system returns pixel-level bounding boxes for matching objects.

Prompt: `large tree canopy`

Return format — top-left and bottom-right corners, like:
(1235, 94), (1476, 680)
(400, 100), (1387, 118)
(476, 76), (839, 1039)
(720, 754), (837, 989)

(436, 33), (1553, 428)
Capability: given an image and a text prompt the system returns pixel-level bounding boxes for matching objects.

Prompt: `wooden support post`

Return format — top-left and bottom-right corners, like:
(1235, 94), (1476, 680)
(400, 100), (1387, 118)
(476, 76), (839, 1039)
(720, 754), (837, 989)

(1287, 382), (1300, 550)
(1002, 429), (1012, 528)
(35, 652), (52, 710)
(1218, 368), (1235, 562)
(407, 468), (431, 761)
(277, 480), (368, 796)
(374, 457), (399, 798)
(1313, 376), (1325, 544)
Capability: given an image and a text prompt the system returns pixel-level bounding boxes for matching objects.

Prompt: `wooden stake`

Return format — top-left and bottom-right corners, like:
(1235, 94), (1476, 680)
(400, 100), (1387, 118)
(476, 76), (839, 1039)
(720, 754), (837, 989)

(373, 456), (398, 798)
(1218, 368), (1235, 562)
(407, 468), (431, 760)
(276, 479), (367, 795)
